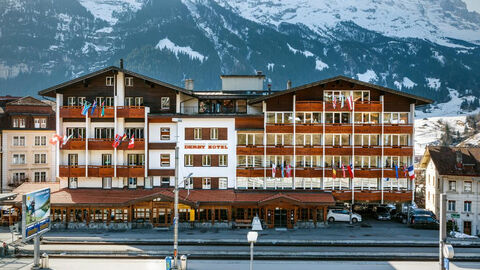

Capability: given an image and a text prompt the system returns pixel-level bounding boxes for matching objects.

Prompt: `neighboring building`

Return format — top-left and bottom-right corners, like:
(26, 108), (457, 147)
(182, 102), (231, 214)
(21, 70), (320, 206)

(4, 64), (431, 229)
(420, 146), (480, 236)
(0, 96), (56, 192)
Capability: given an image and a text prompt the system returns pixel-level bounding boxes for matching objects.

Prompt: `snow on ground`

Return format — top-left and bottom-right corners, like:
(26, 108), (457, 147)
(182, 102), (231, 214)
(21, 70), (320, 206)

(267, 63), (275, 71)
(394, 77), (417, 90)
(77, 0), (144, 25)
(155, 38), (206, 63)
(426, 77), (441, 90)
(416, 88), (480, 118)
(287, 43), (329, 71)
(414, 115), (466, 156)
(356, 69), (378, 83)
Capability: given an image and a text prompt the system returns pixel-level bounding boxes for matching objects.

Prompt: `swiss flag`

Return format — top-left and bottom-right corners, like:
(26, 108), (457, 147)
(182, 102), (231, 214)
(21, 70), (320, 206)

(128, 135), (135, 149)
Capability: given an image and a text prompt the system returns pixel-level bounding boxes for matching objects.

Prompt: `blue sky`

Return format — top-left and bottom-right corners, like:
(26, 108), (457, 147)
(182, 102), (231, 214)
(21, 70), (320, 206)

(462, 0), (480, 13)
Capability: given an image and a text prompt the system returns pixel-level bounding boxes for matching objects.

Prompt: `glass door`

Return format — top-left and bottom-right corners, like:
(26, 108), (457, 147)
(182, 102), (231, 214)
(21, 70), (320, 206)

(68, 154), (78, 166)
(102, 154), (112, 166)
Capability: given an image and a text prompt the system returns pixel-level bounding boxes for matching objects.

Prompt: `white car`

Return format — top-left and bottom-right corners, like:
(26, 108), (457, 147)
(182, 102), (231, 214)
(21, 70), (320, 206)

(327, 209), (362, 223)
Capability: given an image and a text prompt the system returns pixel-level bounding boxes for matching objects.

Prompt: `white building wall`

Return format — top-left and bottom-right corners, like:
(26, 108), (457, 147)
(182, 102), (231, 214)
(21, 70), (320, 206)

(221, 77), (264, 91)
(149, 123), (177, 143)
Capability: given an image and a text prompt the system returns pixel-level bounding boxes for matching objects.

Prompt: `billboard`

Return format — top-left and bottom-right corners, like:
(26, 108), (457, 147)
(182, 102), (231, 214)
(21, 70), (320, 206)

(22, 188), (51, 241)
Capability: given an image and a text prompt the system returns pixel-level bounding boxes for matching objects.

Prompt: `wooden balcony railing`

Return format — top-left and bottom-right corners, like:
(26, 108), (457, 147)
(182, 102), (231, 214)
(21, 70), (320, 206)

(59, 165), (86, 177)
(116, 165), (145, 177)
(333, 190), (412, 202)
(88, 138), (114, 150)
(236, 167), (409, 179)
(88, 165), (114, 177)
(61, 138), (86, 150)
(60, 106), (114, 118)
(117, 106), (145, 118)
(59, 165), (145, 177)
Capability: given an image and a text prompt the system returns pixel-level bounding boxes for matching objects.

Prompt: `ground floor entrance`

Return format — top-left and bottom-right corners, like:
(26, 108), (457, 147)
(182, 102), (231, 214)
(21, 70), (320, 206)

(274, 209), (288, 228)
(464, 221), (472, 235)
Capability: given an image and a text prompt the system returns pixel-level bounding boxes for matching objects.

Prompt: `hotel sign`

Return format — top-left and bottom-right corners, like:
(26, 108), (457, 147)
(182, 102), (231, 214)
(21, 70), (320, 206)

(185, 144), (228, 150)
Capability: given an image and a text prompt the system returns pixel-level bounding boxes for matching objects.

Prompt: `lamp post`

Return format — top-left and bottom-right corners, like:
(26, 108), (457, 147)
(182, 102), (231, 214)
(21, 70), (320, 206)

(247, 231), (258, 270)
(172, 118), (182, 269)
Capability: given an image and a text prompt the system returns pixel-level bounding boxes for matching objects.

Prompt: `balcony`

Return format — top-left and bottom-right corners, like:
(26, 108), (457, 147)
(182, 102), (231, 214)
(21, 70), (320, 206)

(88, 138), (145, 150)
(117, 106), (145, 118)
(116, 165), (145, 177)
(88, 165), (114, 178)
(333, 190), (412, 202)
(61, 138), (86, 150)
(180, 105), (248, 115)
(236, 145), (264, 155)
(60, 106), (114, 118)
(59, 165), (86, 177)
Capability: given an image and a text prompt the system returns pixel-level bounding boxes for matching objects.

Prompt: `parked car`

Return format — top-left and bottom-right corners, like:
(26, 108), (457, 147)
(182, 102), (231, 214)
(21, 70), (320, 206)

(327, 209), (362, 223)
(410, 208), (436, 220)
(409, 215), (439, 229)
(373, 206), (391, 221)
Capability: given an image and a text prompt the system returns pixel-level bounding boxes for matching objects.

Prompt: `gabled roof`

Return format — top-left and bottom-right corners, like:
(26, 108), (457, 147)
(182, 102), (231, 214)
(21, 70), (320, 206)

(249, 75), (433, 105)
(420, 146), (480, 176)
(38, 66), (195, 97)
(7, 96), (50, 107)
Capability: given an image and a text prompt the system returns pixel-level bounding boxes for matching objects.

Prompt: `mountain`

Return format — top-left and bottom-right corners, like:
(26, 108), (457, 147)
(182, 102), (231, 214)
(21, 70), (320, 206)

(1, 0), (480, 113)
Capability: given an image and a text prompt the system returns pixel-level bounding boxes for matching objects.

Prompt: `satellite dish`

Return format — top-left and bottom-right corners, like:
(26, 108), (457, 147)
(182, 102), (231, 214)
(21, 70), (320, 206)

(251, 216), (263, 231)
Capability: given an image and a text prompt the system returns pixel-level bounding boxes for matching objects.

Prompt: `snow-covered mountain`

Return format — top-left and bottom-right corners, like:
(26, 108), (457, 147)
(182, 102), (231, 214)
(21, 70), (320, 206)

(0, 0), (479, 114)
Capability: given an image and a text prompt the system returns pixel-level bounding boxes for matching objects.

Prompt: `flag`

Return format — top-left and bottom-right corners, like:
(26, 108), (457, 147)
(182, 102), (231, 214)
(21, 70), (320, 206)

(347, 95), (354, 111)
(403, 165), (408, 177)
(128, 135), (135, 149)
(385, 177), (390, 182)
(286, 164), (292, 177)
(347, 164), (354, 178)
(332, 95), (337, 109)
(272, 163), (276, 178)
(90, 100), (97, 115)
(49, 134), (63, 145)
(81, 101), (91, 116)
(395, 163), (399, 180)
(281, 163), (285, 178)
(62, 134), (73, 146)
(407, 165), (415, 180)
(121, 134), (128, 141)
(101, 101), (105, 117)
(332, 166), (337, 179)
(340, 94), (345, 108)
(112, 134), (121, 148)
(342, 163), (346, 178)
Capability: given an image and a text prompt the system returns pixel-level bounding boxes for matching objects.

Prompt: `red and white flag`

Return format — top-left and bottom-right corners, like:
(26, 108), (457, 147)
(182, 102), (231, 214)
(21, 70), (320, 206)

(128, 135), (135, 149)
(272, 163), (276, 178)
(342, 163), (346, 178)
(112, 134), (121, 148)
(49, 134), (63, 145)
(347, 95), (354, 111)
(286, 164), (292, 177)
(332, 95), (337, 109)
(62, 134), (73, 146)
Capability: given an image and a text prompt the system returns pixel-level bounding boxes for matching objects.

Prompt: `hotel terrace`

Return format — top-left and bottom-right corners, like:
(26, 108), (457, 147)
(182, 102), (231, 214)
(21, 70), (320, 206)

(3, 64), (432, 229)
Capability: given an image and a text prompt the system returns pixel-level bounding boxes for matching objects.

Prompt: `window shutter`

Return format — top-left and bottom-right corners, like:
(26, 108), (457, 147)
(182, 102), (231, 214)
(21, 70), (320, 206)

(193, 155), (202, 167)
(202, 128), (209, 140)
(218, 128), (228, 140)
(211, 178), (219, 189)
(193, 177), (202, 189)
(211, 155), (219, 167)
(185, 128), (194, 140)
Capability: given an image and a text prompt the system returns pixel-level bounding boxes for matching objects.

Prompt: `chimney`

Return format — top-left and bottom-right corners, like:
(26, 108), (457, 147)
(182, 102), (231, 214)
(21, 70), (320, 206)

(185, 79), (194, 90)
(256, 71), (263, 76)
(119, 59), (124, 69)
(287, 80), (292, 89)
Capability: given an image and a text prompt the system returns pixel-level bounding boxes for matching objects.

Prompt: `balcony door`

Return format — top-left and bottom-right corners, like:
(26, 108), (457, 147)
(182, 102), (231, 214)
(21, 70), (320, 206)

(128, 154), (145, 166)
(68, 154), (78, 166)
(102, 154), (112, 166)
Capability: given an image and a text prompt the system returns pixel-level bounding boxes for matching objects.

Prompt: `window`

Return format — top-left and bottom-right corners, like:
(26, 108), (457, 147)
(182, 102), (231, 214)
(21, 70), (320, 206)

(13, 136), (25, 146)
(185, 177), (193, 189)
(449, 181), (456, 191)
(106, 76), (114, 86)
(69, 177), (78, 189)
(68, 154), (78, 166)
(384, 112), (410, 124)
(219, 155), (228, 166)
(160, 128), (170, 140)
(125, 128), (144, 139)
(202, 155), (211, 166)
(128, 177), (137, 189)
(202, 178), (211, 189)
(353, 90), (370, 101)
(105, 97), (114, 106)
(161, 177), (170, 187)
(102, 154), (112, 166)
(134, 97), (143, 106)
(325, 112), (350, 124)
(161, 154), (170, 167)
(12, 117), (26, 128)
(194, 128), (202, 140)
(127, 154), (145, 166)
(464, 201), (472, 212)
(184, 154), (193, 166)
(447, 200), (455, 211)
(124, 97), (133, 106)
(102, 177), (112, 189)
(34, 118), (47, 128)
(238, 155), (265, 167)
(34, 136), (47, 146)
(266, 112), (293, 124)
(12, 172), (26, 182)
(33, 172), (46, 182)
(219, 178), (228, 189)
(354, 113), (379, 124)
(125, 77), (133, 87)
(210, 128), (218, 140)
(34, 154), (47, 164)
(67, 97), (77, 106)
(464, 181), (472, 192)
(161, 97), (170, 110)
(13, 154), (26, 164)
(237, 133), (264, 146)
(66, 127), (86, 138)
(95, 128), (115, 139)
(295, 112), (322, 124)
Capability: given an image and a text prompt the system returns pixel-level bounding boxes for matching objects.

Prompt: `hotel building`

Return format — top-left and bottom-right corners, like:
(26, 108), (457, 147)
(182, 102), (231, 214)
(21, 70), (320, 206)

(5, 64), (431, 229)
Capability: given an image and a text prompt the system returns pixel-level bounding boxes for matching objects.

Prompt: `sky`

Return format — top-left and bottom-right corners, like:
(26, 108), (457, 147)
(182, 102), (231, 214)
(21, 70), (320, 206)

(462, 0), (480, 13)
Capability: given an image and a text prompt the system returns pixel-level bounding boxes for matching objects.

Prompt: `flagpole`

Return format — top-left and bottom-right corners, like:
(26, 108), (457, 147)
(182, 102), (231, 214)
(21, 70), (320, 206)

(351, 91), (355, 223)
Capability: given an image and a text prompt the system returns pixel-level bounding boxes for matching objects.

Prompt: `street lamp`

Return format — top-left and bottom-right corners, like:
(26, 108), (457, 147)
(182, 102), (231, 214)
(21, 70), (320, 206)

(172, 118), (182, 269)
(247, 231), (258, 270)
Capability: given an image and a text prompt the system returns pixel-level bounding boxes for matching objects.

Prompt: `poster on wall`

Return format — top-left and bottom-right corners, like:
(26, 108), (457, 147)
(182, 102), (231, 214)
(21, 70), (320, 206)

(22, 188), (51, 242)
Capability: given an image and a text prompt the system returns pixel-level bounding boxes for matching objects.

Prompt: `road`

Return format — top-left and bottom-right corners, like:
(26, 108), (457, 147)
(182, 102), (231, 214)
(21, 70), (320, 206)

(15, 243), (480, 260)
(1, 258), (479, 270)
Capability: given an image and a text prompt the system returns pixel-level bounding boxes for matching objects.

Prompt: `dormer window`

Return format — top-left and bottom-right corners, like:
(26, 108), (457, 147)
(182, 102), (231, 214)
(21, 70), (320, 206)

(106, 76), (114, 86)
(34, 117), (47, 128)
(12, 117), (26, 128)
(125, 77), (133, 87)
